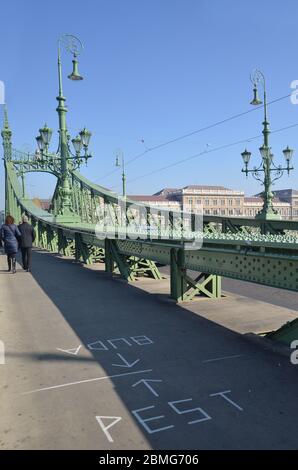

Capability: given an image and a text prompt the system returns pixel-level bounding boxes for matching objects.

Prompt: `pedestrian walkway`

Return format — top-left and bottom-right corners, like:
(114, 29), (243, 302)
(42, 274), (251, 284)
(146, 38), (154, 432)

(0, 249), (298, 449)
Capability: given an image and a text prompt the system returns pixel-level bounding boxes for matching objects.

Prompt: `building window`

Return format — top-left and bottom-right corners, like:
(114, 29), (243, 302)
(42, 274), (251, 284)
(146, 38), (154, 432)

(235, 199), (241, 205)
(221, 199), (225, 205)
(213, 200), (217, 206)
(221, 209), (225, 215)
(213, 209), (218, 215)
(188, 197), (193, 204)
(228, 209), (233, 215)
(205, 209), (210, 214)
(228, 199), (233, 206)
(196, 199), (201, 204)
(204, 199), (210, 205)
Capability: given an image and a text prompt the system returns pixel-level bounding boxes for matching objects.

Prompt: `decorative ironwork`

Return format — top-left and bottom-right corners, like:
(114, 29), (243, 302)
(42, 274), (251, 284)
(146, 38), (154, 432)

(241, 69), (294, 221)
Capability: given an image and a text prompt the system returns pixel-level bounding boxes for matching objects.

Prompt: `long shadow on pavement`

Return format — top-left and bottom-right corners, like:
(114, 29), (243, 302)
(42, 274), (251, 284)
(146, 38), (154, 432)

(17, 249), (298, 450)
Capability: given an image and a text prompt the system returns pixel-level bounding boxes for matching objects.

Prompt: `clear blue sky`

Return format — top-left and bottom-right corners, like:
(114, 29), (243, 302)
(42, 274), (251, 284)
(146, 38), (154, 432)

(1, 0), (298, 208)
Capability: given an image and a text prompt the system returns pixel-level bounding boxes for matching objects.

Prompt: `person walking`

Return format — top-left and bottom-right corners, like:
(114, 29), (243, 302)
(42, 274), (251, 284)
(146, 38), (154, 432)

(0, 215), (21, 274)
(18, 215), (35, 272)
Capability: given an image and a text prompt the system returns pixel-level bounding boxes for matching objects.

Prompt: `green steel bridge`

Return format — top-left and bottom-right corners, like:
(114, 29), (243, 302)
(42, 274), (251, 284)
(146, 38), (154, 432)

(2, 112), (298, 308)
(1, 34), (297, 346)
(2, 34), (298, 453)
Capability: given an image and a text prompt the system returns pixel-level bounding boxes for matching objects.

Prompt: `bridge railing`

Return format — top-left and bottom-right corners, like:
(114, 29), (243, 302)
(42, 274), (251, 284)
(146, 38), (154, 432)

(70, 170), (298, 238)
(4, 158), (298, 299)
(10, 145), (298, 237)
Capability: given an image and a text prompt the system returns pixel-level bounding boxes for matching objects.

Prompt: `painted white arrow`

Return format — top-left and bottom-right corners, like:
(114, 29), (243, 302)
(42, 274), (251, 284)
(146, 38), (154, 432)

(57, 345), (82, 356)
(112, 353), (140, 368)
(132, 379), (162, 397)
(95, 416), (122, 443)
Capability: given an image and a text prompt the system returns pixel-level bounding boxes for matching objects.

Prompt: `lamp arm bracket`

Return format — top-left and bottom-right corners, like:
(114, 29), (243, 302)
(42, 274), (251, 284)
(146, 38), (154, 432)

(251, 170), (264, 183)
(271, 170), (284, 183)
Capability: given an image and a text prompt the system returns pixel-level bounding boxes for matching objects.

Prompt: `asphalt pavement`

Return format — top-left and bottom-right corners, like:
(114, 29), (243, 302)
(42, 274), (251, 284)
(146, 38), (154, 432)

(0, 249), (298, 450)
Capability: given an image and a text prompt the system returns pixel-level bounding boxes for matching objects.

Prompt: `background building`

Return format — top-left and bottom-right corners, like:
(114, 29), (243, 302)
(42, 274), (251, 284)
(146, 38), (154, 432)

(272, 189), (298, 220)
(243, 196), (291, 219)
(32, 198), (52, 211)
(33, 187), (298, 220)
(128, 195), (180, 212)
(129, 185), (297, 220)
(155, 185), (244, 216)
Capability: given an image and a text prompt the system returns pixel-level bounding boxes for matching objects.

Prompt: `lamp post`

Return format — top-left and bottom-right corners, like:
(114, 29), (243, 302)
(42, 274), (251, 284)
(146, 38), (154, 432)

(33, 34), (92, 222)
(115, 149), (126, 197)
(20, 163), (26, 198)
(241, 69), (294, 220)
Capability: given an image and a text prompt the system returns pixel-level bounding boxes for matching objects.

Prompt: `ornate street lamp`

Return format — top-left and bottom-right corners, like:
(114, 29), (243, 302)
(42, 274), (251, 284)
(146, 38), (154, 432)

(283, 146), (294, 173)
(71, 135), (83, 155)
(241, 149), (251, 168)
(39, 123), (53, 149)
(68, 52), (83, 81)
(27, 34), (93, 222)
(80, 127), (92, 149)
(115, 149), (126, 197)
(241, 69), (294, 220)
(36, 135), (45, 152)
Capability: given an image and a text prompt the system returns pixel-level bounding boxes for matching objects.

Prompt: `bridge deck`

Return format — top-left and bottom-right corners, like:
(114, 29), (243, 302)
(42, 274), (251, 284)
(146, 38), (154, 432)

(0, 250), (298, 449)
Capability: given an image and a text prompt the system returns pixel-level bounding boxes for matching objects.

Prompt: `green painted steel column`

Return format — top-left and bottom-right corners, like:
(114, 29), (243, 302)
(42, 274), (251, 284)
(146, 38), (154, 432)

(21, 172), (26, 198)
(1, 106), (12, 216)
(255, 87), (280, 221)
(105, 239), (114, 274)
(170, 248), (187, 302)
(122, 171), (126, 198)
(56, 44), (73, 218)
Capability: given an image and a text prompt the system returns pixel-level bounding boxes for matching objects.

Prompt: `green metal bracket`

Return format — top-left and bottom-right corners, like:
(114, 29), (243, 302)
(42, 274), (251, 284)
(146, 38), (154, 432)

(203, 222), (218, 234)
(46, 225), (58, 252)
(104, 239), (115, 274)
(104, 238), (133, 279)
(170, 248), (222, 302)
(104, 239), (162, 282)
(80, 245), (106, 264)
(92, 246), (105, 263)
(222, 219), (238, 234)
(74, 233), (93, 264)
(125, 256), (163, 280)
(57, 229), (73, 256)
(39, 223), (48, 250)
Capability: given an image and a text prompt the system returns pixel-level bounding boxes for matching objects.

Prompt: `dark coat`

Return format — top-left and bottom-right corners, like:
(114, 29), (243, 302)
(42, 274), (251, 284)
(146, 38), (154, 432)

(0, 224), (21, 254)
(18, 222), (35, 248)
